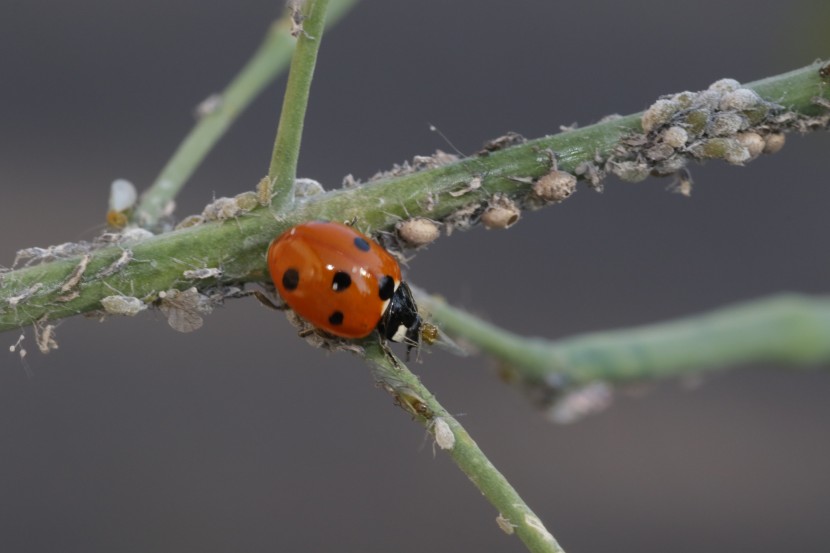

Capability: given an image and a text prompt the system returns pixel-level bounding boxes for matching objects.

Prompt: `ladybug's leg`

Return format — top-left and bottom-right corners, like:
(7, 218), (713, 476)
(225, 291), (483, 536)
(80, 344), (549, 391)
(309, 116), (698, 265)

(378, 336), (403, 369)
(404, 337), (420, 363)
(403, 321), (425, 362)
(242, 289), (288, 311)
(219, 287), (287, 309)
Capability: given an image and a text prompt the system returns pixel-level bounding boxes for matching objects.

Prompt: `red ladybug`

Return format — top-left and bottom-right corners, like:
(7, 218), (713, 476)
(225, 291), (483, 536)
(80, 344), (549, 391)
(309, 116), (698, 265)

(267, 221), (422, 351)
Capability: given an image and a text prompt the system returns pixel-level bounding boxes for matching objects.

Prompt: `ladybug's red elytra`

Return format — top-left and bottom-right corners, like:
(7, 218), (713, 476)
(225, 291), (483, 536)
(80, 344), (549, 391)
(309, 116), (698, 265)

(267, 221), (422, 351)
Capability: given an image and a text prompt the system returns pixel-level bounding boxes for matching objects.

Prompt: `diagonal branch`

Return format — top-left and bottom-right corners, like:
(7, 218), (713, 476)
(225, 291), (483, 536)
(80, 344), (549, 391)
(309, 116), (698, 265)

(360, 340), (565, 553)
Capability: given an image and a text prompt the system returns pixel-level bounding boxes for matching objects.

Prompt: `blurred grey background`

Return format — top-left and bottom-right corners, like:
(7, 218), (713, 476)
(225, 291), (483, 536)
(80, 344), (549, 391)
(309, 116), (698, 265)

(1, 1), (829, 552)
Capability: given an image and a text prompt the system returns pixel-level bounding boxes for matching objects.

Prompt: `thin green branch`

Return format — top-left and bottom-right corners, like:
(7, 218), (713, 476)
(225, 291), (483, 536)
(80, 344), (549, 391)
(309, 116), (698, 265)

(418, 292), (830, 386)
(268, 0), (331, 210)
(360, 340), (565, 553)
(136, 0), (356, 226)
(1, 62), (828, 332)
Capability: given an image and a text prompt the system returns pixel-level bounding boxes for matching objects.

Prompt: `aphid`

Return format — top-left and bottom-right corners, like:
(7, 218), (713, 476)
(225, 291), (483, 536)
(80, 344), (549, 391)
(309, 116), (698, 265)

(287, 0), (306, 37)
(234, 191), (259, 211)
(432, 417), (455, 450)
(267, 221), (423, 353)
(390, 385), (433, 419)
(202, 197), (243, 221)
(496, 514), (516, 535)
(419, 322), (440, 346)
(256, 176), (273, 206)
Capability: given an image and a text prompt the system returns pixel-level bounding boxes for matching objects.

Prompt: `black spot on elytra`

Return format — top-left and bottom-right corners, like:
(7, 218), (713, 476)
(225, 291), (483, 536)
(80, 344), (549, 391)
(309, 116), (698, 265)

(353, 237), (370, 252)
(332, 271), (352, 292)
(378, 275), (395, 301)
(282, 268), (300, 291)
(328, 311), (344, 326)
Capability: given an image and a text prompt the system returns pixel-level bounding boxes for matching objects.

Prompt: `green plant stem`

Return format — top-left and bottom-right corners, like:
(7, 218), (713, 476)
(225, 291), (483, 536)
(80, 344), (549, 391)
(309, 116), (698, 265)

(268, 0), (331, 210)
(136, 0), (356, 225)
(418, 293), (830, 385)
(360, 340), (565, 553)
(1, 63), (828, 332)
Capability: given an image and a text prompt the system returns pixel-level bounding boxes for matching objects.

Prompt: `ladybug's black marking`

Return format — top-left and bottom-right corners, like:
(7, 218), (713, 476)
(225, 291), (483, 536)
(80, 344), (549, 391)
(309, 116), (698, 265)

(282, 268), (300, 291)
(332, 271), (352, 292)
(353, 237), (371, 252)
(328, 311), (344, 326)
(378, 275), (395, 301)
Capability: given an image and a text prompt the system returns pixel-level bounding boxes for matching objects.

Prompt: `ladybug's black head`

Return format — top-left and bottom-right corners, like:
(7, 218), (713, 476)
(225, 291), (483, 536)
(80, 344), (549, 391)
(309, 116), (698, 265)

(377, 281), (422, 354)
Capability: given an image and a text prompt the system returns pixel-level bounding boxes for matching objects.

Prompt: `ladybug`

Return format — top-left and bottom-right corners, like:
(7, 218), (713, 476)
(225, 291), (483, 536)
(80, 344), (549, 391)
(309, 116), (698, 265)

(267, 221), (422, 352)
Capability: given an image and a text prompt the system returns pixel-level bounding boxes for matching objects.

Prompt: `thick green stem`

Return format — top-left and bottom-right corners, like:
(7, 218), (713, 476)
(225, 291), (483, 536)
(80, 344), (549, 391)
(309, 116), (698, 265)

(268, 0), (331, 210)
(2, 63), (828, 332)
(361, 341), (565, 553)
